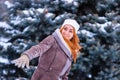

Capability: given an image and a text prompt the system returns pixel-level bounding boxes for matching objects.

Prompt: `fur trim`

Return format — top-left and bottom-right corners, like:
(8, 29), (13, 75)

(52, 29), (72, 60)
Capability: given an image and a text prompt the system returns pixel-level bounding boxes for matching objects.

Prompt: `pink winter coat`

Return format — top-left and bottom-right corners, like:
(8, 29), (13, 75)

(23, 29), (72, 80)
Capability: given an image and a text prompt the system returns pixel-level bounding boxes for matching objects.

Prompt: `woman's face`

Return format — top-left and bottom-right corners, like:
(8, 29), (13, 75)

(61, 24), (74, 40)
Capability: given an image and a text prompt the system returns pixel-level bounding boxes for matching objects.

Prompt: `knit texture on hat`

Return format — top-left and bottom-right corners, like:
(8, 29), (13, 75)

(62, 19), (80, 32)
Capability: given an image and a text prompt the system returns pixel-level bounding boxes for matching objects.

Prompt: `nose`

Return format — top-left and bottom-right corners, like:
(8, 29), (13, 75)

(65, 30), (70, 34)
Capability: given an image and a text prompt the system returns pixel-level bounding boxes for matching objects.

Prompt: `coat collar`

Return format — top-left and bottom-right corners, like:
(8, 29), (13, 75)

(52, 29), (72, 60)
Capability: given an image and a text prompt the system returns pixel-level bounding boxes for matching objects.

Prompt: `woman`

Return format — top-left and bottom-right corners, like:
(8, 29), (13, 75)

(12, 19), (82, 80)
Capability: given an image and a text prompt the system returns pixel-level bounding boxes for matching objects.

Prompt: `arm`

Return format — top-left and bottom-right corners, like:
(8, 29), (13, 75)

(12, 35), (55, 68)
(23, 35), (55, 60)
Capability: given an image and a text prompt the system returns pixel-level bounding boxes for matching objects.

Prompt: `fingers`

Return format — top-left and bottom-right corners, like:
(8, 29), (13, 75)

(21, 60), (26, 68)
(14, 58), (23, 68)
(11, 59), (18, 64)
(26, 60), (30, 69)
(16, 60), (28, 68)
(12, 58), (29, 68)
(18, 60), (23, 68)
(15, 60), (20, 67)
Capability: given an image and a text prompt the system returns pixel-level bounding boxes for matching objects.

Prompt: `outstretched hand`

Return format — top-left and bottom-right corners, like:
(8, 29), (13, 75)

(12, 55), (30, 68)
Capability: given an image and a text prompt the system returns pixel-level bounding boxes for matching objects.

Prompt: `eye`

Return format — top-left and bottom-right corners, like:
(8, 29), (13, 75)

(63, 27), (67, 30)
(69, 30), (73, 33)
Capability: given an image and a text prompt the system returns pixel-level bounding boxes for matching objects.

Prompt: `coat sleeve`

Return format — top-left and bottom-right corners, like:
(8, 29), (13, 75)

(22, 35), (55, 60)
(62, 66), (71, 80)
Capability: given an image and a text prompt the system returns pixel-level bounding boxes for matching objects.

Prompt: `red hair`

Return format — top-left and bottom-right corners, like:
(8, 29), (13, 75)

(60, 27), (82, 63)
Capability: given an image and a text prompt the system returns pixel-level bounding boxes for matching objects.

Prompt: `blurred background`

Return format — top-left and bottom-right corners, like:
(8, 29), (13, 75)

(0, 0), (120, 80)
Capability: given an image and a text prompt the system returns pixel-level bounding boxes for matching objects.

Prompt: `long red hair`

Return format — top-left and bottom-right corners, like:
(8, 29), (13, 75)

(60, 27), (82, 63)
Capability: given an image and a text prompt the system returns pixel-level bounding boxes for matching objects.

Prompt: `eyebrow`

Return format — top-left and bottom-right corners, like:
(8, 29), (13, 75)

(64, 25), (74, 30)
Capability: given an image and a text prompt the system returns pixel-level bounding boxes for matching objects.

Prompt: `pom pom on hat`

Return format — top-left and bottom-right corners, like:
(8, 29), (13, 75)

(61, 19), (80, 32)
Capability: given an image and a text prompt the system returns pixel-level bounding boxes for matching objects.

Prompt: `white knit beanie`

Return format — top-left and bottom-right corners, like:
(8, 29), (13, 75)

(61, 19), (80, 32)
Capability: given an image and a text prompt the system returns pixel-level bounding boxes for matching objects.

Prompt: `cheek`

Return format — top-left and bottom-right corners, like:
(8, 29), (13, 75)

(61, 31), (64, 35)
(68, 33), (73, 39)
(61, 30), (66, 35)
